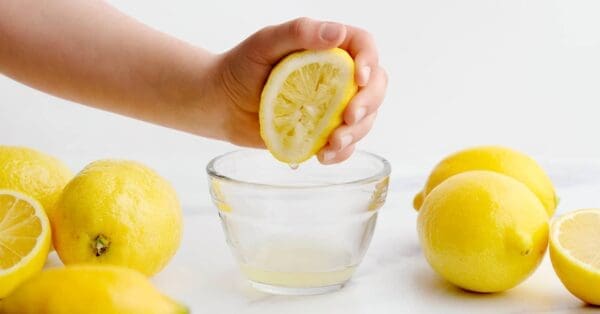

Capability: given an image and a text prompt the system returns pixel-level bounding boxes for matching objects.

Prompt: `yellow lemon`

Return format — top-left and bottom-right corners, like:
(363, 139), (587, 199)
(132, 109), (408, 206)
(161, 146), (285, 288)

(259, 48), (357, 164)
(413, 146), (557, 216)
(0, 190), (51, 298)
(0, 146), (72, 217)
(0, 265), (188, 314)
(417, 171), (548, 292)
(550, 209), (600, 305)
(51, 160), (182, 276)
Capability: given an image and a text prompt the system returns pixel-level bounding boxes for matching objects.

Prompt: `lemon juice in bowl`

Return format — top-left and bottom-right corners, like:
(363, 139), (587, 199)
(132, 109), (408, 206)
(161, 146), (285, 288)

(207, 150), (389, 295)
(238, 239), (357, 290)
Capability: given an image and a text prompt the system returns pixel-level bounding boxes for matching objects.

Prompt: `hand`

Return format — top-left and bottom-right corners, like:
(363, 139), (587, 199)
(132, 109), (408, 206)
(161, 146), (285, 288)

(213, 17), (387, 164)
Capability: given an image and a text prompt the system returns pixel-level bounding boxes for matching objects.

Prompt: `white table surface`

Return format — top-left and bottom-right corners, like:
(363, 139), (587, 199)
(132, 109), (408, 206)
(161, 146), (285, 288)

(44, 161), (600, 314)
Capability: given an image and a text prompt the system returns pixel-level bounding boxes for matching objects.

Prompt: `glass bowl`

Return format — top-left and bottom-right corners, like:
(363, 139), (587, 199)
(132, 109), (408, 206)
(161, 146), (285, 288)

(206, 149), (391, 295)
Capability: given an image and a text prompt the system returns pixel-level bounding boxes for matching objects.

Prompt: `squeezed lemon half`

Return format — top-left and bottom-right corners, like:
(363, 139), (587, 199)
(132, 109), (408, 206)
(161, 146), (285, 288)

(259, 48), (357, 164)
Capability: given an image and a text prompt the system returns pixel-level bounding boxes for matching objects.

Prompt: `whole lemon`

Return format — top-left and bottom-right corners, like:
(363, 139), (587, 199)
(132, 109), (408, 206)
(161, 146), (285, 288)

(0, 146), (72, 216)
(51, 160), (182, 276)
(0, 265), (188, 314)
(413, 146), (557, 216)
(417, 171), (549, 293)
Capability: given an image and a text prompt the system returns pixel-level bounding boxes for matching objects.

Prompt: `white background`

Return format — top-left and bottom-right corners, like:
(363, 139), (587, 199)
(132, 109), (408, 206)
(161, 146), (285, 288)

(2, 0), (600, 208)
(4, 2), (600, 311)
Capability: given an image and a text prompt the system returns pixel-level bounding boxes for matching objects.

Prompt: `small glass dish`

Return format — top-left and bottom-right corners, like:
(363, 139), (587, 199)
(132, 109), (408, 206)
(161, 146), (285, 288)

(206, 149), (391, 295)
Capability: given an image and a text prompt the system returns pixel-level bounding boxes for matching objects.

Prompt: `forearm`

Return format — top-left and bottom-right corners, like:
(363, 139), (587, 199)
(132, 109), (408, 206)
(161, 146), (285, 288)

(0, 0), (223, 138)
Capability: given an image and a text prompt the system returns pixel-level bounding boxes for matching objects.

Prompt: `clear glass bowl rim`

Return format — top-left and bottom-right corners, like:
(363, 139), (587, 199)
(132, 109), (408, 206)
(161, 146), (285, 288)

(206, 149), (391, 190)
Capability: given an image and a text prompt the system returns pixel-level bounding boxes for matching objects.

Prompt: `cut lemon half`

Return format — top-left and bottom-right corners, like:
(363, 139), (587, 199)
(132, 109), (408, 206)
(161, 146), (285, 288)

(0, 189), (51, 298)
(549, 209), (600, 305)
(259, 48), (357, 164)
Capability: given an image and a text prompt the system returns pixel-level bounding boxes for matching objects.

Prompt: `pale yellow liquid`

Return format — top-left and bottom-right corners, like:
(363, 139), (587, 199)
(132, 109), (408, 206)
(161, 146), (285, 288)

(241, 265), (356, 288)
(239, 240), (355, 288)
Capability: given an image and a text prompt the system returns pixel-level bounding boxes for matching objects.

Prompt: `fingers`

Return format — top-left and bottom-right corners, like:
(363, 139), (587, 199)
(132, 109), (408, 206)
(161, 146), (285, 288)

(329, 112), (377, 151)
(317, 112), (377, 164)
(344, 66), (387, 125)
(317, 65), (386, 165)
(243, 17), (347, 65)
(229, 17), (384, 159)
(340, 26), (379, 86)
(318, 143), (356, 165)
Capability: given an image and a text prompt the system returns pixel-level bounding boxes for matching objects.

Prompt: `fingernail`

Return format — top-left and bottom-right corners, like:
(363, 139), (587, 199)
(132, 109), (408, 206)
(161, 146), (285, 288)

(353, 107), (367, 123)
(323, 150), (336, 163)
(360, 66), (371, 85)
(340, 134), (353, 150)
(320, 23), (341, 42)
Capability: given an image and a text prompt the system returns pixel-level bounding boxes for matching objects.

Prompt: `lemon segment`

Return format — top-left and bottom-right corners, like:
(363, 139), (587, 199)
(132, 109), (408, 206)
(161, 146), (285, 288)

(550, 209), (600, 305)
(0, 190), (51, 298)
(260, 48), (357, 164)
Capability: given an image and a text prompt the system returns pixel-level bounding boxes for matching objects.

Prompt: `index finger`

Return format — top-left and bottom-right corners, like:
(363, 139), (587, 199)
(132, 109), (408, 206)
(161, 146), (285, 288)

(339, 25), (379, 86)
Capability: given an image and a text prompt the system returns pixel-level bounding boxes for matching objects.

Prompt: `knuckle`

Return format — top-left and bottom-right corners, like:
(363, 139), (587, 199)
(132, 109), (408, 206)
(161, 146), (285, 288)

(289, 17), (311, 40)
(354, 26), (369, 35)
(356, 30), (379, 64)
(379, 67), (389, 88)
(356, 27), (375, 44)
(347, 144), (357, 153)
(368, 112), (378, 124)
(362, 29), (375, 42)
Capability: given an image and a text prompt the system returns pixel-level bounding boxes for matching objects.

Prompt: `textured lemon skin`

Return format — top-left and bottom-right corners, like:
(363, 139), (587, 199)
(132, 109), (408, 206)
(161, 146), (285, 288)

(549, 209), (600, 305)
(0, 265), (188, 314)
(0, 146), (72, 218)
(259, 48), (357, 164)
(417, 171), (549, 293)
(413, 146), (556, 216)
(0, 190), (51, 298)
(51, 160), (182, 276)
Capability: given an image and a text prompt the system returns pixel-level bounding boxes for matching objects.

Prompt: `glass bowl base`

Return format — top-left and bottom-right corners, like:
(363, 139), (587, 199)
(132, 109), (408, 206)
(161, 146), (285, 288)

(248, 280), (347, 296)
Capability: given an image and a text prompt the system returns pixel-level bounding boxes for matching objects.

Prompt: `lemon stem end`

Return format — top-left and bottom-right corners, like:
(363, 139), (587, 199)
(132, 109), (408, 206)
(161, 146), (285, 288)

(93, 234), (111, 257)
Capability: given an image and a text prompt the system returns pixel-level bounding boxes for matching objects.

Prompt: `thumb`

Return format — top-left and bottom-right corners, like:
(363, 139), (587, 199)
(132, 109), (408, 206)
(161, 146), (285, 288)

(241, 17), (347, 65)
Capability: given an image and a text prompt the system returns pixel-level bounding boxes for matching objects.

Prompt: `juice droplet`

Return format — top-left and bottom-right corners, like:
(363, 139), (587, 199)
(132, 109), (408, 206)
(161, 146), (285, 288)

(289, 163), (299, 170)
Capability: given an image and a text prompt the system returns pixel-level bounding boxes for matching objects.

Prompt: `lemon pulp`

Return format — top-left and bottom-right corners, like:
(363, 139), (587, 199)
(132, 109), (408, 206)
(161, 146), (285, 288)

(260, 48), (357, 164)
(550, 209), (600, 305)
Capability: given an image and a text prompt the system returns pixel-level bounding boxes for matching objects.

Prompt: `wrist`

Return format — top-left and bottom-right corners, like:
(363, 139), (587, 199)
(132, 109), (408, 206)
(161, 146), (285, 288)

(161, 48), (227, 140)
